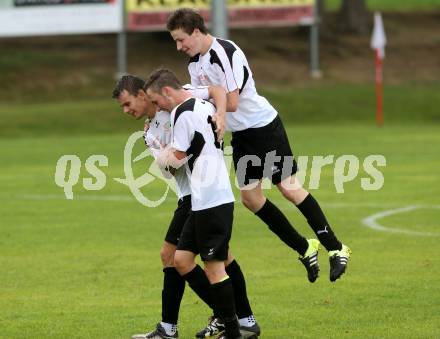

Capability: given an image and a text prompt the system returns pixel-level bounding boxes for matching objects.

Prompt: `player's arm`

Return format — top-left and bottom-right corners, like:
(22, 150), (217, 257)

(156, 146), (187, 173)
(145, 137), (175, 178)
(157, 111), (193, 171)
(222, 49), (245, 112)
(226, 89), (239, 112)
(173, 150), (187, 161)
(184, 84), (227, 141)
(207, 85), (227, 141)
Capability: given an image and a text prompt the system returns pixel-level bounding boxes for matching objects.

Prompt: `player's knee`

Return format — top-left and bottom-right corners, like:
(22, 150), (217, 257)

(160, 247), (175, 267)
(277, 183), (301, 204)
(241, 193), (264, 212)
(279, 184), (295, 200)
(173, 254), (191, 275)
(204, 268), (216, 283)
(241, 195), (254, 210)
(278, 177), (309, 204)
(204, 263), (227, 284)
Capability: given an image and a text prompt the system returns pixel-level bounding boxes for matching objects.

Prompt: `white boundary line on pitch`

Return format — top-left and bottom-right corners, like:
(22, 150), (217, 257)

(361, 205), (440, 237)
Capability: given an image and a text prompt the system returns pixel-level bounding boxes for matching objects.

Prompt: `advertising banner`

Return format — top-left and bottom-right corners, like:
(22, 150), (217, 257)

(127, 0), (315, 31)
(0, 0), (123, 37)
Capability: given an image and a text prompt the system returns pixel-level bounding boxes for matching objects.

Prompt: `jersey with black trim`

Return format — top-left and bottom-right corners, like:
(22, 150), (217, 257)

(143, 87), (211, 199)
(183, 83), (209, 100)
(171, 97), (234, 211)
(188, 37), (278, 132)
(144, 111), (191, 199)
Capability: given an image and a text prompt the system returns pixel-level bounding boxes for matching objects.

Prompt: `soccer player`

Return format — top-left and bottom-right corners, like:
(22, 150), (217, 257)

(145, 68), (250, 339)
(166, 8), (351, 283)
(112, 75), (259, 339)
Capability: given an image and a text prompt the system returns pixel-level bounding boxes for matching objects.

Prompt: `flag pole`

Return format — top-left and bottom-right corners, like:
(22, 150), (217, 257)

(375, 48), (383, 126)
(371, 12), (387, 126)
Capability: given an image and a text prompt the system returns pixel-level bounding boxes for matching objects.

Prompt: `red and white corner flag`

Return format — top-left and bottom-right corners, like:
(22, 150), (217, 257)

(370, 12), (387, 126)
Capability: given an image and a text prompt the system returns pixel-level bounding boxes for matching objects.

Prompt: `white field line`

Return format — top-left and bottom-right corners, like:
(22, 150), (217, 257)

(361, 205), (440, 237)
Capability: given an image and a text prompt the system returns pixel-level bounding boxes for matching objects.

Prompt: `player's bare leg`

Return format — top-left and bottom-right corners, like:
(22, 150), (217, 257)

(160, 241), (177, 268)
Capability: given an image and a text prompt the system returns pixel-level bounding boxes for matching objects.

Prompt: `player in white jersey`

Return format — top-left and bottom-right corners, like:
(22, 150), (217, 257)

(146, 69), (252, 339)
(112, 75), (259, 339)
(167, 9), (351, 284)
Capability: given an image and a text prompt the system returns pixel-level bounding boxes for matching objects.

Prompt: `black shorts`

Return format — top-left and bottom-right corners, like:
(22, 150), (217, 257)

(231, 115), (297, 187)
(177, 202), (234, 261)
(165, 195), (192, 245)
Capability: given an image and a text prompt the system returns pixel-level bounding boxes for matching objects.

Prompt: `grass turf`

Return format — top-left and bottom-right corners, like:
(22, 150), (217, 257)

(326, 0), (440, 11)
(1, 111), (439, 337)
(0, 83), (439, 139)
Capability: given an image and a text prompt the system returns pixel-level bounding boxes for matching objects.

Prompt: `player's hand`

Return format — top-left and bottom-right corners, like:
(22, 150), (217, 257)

(149, 135), (164, 150)
(156, 145), (189, 170)
(212, 111), (226, 142)
(144, 120), (150, 133)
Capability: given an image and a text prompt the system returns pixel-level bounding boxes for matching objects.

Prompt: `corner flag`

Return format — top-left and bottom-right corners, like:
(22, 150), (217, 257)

(370, 12), (387, 126)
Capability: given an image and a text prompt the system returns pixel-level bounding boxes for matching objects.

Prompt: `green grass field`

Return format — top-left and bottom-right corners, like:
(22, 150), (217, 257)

(1, 84), (440, 338)
(326, 0), (440, 11)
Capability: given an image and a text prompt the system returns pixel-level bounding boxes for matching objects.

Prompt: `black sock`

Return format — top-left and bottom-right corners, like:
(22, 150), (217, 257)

(210, 278), (241, 338)
(226, 260), (252, 319)
(296, 194), (342, 251)
(162, 267), (185, 324)
(255, 199), (308, 255)
(182, 265), (214, 310)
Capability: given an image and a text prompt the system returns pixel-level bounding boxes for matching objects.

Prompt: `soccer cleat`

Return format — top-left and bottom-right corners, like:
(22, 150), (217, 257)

(196, 316), (225, 338)
(329, 244), (352, 282)
(298, 239), (321, 283)
(132, 323), (178, 339)
(239, 321), (261, 338)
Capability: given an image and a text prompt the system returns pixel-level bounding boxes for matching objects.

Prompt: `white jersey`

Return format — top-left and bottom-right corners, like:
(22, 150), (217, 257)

(171, 97), (234, 211)
(144, 111), (191, 199)
(183, 83), (209, 100)
(143, 86), (210, 200)
(188, 37), (278, 132)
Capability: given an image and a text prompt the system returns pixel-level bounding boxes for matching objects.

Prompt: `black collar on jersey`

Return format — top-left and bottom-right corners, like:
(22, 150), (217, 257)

(173, 98), (196, 125)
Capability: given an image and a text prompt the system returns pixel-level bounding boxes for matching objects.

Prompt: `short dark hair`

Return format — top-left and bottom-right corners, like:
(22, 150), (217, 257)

(112, 75), (145, 99)
(166, 8), (208, 35)
(144, 68), (182, 94)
